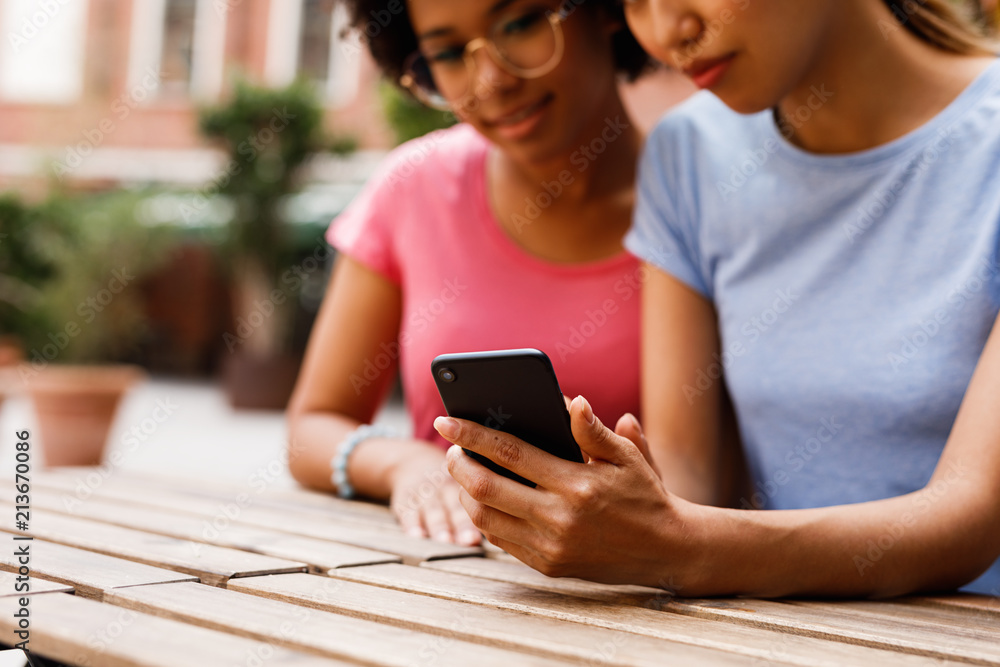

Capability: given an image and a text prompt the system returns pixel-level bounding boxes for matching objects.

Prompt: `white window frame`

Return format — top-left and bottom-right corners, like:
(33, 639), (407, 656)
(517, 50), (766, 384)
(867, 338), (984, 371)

(264, 0), (303, 87)
(265, 0), (359, 108)
(126, 0), (227, 101)
(327, 4), (359, 107)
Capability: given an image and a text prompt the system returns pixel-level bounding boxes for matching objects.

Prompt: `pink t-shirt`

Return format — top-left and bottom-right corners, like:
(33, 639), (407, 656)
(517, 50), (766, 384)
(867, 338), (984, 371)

(328, 124), (641, 448)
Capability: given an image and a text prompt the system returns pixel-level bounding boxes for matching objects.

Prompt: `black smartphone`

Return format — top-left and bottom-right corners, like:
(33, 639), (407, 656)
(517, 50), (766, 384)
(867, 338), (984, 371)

(431, 348), (584, 486)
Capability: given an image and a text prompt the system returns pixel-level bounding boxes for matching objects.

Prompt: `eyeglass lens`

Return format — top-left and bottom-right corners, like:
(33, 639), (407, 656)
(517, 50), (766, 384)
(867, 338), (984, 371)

(408, 5), (560, 104)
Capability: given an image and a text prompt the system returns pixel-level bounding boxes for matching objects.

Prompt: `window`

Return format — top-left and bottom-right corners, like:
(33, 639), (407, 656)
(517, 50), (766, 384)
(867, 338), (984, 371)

(0, 0), (89, 103)
(126, 0), (225, 101)
(298, 0), (337, 85)
(266, 0), (359, 106)
(159, 0), (198, 96)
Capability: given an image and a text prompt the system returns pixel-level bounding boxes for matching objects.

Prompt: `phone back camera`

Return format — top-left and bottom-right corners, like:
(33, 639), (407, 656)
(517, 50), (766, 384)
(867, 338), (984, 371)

(438, 368), (457, 383)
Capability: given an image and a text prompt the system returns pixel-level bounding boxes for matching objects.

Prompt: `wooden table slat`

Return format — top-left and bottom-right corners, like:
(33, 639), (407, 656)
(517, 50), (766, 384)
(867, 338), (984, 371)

(41, 467), (400, 528)
(0, 592), (348, 666)
(0, 484), (400, 571)
(0, 502), (307, 586)
(424, 556), (666, 603)
(904, 593), (1000, 618)
(4, 470), (991, 667)
(784, 598), (1000, 633)
(657, 597), (1000, 665)
(32, 474), (481, 564)
(0, 538), (196, 600)
(105, 580), (577, 667)
(229, 572), (779, 667)
(421, 554), (1000, 664)
(0, 569), (73, 596)
(120, 468), (398, 521)
(329, 563), (959, 667)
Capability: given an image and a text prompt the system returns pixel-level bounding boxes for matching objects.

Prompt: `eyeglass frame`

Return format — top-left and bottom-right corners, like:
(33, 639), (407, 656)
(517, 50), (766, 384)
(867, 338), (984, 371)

(399, 3), (574, 110)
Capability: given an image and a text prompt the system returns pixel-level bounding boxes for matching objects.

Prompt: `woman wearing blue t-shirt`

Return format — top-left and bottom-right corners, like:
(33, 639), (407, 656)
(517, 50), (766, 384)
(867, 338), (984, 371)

(434, 0), (1000, 597)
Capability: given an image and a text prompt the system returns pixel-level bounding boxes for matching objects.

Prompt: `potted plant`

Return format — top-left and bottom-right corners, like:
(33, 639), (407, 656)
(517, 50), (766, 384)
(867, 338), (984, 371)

(8, 190), (175, 466)
(0, 194), (61, 408)
(199, 79), (353, 409)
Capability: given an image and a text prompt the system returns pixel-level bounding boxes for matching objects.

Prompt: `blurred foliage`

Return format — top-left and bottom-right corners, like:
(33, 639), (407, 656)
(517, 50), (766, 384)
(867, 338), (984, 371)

(378, 80), (457, 145)
(199, 79), (353, 282)
(198, 79), (353, 356)
(0, 190), (177, 364)
(0, 194), (65, 350)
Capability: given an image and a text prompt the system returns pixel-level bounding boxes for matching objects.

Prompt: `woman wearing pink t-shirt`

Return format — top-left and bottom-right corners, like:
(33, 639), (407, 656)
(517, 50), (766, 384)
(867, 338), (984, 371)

(287, 0), (654, 545)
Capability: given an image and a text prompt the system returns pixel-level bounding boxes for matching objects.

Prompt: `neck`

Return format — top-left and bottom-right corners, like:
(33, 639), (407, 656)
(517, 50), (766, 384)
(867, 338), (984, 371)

(779, 1), (994, 154)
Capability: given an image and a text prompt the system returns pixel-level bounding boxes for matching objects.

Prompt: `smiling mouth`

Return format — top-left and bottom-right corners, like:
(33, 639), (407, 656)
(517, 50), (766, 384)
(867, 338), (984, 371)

(488, 94), (554, 127)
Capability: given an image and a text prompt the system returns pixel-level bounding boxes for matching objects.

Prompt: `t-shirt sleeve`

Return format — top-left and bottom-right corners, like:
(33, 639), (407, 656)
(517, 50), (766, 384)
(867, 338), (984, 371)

(624, 123), (712, 300)
(326, 160), (403, 285)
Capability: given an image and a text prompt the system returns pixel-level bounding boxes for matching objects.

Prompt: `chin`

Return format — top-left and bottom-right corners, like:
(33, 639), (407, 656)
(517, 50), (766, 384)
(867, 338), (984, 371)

(488, 114), (570, 163)
(714, 95), (769, 116)
(711, 85), (781, 116)
(500, 136), (564, 165)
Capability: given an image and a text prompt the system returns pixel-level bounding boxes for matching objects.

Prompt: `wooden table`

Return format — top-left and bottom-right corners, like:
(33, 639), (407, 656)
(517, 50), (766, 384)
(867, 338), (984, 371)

(0, 469), (997, 666)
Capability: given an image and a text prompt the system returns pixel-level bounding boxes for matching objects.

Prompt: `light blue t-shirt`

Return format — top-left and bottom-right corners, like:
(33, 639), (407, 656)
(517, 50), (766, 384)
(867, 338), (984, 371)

(626, 60), (1000, 595)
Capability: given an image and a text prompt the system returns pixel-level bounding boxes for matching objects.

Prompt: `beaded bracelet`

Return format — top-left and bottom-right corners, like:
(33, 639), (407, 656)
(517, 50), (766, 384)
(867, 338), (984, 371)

(330, 423), (399, 499)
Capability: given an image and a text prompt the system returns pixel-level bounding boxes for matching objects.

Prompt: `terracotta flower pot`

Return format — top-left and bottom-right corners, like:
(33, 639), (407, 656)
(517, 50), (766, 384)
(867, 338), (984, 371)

(24, 365), (146, 467)
(0, 336), (24, 410)
(0, 336), (23, 367)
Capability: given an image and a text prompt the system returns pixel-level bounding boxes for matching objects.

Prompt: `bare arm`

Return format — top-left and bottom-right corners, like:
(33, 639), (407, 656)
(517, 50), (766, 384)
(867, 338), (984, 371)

(440, 266), (1000, 595)
(287, 255), (478, 544)
(642, 265), (741, 506)
(288, 254), (419, 495)
(695, 311), (1000, 597)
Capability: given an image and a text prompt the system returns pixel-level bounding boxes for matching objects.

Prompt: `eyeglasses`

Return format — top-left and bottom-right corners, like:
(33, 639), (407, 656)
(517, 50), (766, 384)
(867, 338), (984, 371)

(400, 4), (572, 110)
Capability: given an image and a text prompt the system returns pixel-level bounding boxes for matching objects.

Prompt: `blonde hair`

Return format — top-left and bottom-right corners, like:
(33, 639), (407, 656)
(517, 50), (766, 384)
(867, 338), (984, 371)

(882, 0), (999, 54)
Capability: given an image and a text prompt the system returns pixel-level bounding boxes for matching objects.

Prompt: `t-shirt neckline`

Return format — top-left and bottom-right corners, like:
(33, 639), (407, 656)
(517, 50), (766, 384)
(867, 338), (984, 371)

(764, 58), (1000, 170)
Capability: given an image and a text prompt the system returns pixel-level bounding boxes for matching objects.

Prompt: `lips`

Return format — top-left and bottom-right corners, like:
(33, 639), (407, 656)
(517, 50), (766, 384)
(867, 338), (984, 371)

(682, 54), (736, 89)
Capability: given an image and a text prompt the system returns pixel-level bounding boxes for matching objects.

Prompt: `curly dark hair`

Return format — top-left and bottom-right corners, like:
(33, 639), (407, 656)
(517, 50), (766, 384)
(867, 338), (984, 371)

(340, 0), (654, 90)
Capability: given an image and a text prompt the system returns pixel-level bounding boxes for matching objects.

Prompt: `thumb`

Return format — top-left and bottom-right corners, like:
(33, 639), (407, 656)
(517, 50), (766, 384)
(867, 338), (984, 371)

(569, 395), (632, 465)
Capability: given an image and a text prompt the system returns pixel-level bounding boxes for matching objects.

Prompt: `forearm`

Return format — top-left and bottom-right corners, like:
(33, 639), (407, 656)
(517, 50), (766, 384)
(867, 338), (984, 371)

(679, 462), (998, 597)
(288, 412), (445, 499)
(655, 447), (719, 506)
(646, 397), (731, 507)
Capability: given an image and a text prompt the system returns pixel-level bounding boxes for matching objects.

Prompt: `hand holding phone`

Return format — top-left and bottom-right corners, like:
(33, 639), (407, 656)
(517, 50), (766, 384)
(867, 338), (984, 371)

(431, 349), (584, 486)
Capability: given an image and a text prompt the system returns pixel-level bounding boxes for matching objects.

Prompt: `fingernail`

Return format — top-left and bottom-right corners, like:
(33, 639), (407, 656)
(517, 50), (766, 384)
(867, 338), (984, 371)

(434, 531), (451, 543)
(580, 396), (595, 424)
(460, 530), (481, 545)
(434, 416), (459, 439)
(406, 527), (425, 539)
(630, 413), (641, 430)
